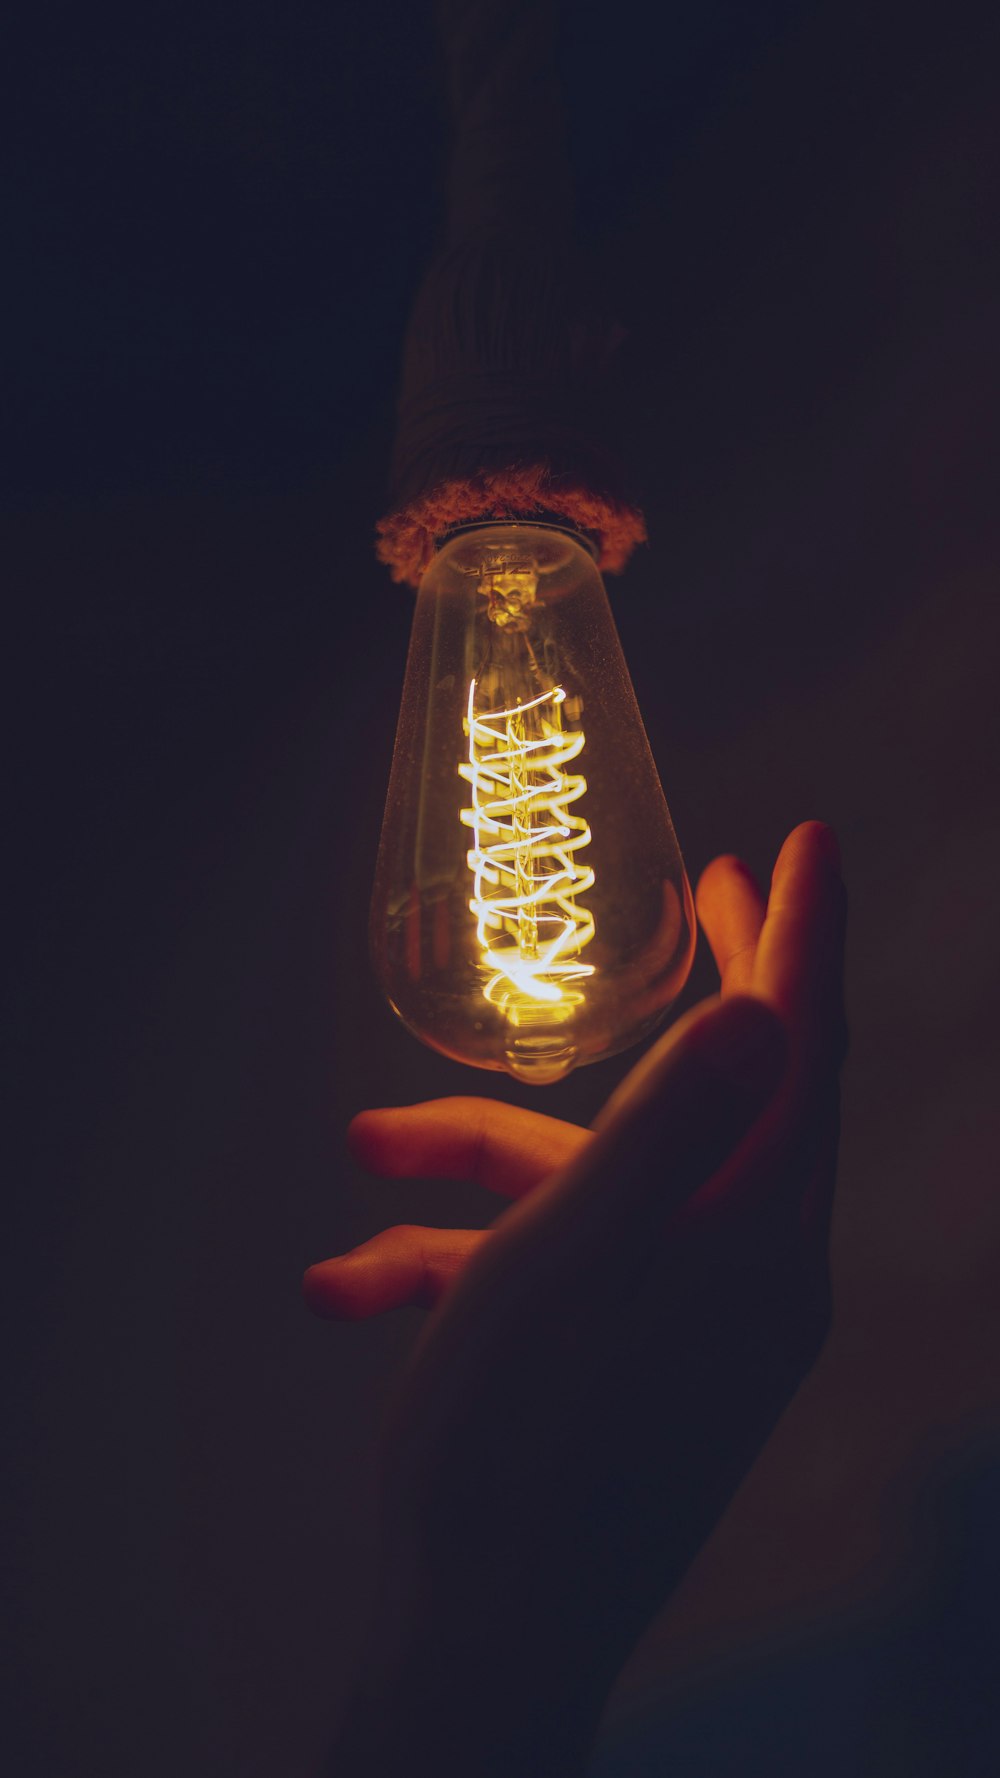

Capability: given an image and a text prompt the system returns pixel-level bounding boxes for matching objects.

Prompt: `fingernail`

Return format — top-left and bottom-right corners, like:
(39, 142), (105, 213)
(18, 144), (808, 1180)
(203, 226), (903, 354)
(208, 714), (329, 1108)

(813, 823), (841, 873)
(687, 998), (787, 1098)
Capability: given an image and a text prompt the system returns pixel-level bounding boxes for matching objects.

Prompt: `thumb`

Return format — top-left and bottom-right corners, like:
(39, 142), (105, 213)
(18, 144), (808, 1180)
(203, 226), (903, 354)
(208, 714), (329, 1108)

(526, 997), (788, 1256)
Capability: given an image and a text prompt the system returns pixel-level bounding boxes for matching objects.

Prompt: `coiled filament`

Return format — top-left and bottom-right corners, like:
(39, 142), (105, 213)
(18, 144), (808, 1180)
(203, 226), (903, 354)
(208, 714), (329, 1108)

(459, 679), (596, 1018)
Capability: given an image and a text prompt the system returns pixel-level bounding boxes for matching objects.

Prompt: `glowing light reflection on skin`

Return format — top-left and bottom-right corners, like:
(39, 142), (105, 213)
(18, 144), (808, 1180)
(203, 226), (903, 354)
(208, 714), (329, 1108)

(459, 679), (596, 1019)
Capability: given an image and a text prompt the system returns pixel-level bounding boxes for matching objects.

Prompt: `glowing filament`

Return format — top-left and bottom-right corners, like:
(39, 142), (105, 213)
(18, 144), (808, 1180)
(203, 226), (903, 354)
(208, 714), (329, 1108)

(459, 680), (596, 1019)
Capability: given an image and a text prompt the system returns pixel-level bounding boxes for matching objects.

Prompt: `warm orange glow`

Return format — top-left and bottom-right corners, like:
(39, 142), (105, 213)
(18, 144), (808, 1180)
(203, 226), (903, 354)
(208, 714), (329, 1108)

(459, 679), (596, 1022)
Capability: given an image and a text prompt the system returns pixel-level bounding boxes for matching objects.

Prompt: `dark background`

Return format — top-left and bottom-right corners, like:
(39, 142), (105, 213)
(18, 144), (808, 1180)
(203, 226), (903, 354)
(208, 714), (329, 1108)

(5, 2), (999, 1773)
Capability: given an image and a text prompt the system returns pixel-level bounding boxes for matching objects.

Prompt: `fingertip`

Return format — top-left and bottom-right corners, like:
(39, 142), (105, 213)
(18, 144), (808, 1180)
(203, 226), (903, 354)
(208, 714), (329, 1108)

(778, 820), (841, 876)
(302, 1259), (341, 1318)
(346, 1095), (491, 1180)
(302, 1251), (380, 1320)
(767, 823), (847, 948)
(347, 1107), (407, 1174)
(346, 1109), (376, 1160)
(812, 822), (841, 872)
(695, 852), (755, 910)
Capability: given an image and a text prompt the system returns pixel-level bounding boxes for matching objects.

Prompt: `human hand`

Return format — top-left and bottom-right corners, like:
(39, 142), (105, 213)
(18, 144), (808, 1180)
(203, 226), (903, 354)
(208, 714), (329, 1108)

(308, 822), (846, 1775)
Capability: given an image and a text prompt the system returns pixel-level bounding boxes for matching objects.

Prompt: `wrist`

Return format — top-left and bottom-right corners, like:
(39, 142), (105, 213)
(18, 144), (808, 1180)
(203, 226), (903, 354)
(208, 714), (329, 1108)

(330, 1562), (614, 1778)
(331, 1652), (593, 1778)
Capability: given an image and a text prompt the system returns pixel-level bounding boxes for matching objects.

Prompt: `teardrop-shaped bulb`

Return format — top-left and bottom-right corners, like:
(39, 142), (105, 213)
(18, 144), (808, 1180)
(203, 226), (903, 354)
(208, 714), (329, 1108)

(371, 522), (695, 1083)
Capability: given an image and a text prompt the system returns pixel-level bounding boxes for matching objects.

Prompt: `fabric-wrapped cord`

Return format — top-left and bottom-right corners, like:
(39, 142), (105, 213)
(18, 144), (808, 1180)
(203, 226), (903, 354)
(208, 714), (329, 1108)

(377, 0), (645, 587)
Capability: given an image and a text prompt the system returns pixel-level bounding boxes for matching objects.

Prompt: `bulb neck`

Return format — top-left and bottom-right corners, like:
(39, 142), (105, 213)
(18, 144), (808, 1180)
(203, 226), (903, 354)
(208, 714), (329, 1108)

(426, 518), (603, 590)
(432, 516), (599, 563)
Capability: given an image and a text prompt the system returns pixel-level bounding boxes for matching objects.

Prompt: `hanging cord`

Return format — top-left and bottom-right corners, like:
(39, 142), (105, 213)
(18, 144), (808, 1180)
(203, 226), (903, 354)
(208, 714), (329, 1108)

(376, 0), (646, 586)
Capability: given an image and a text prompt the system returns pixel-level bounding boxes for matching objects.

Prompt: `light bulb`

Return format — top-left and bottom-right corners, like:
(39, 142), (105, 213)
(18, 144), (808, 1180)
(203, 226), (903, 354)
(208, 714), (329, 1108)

(371, 522), (695, 1084)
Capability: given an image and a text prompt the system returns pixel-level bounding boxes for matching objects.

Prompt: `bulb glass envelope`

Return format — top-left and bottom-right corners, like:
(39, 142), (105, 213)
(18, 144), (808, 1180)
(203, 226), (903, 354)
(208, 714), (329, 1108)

(372, 523), (695, 1082)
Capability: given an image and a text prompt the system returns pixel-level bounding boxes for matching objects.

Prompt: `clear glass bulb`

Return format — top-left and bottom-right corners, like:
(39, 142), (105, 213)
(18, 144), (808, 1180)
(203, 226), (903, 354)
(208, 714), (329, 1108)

(371, 522), (695, 1083)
